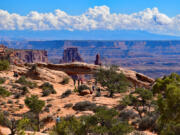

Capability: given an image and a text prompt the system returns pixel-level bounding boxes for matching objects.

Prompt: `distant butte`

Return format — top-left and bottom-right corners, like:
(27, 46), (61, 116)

(0, 44), (48, 65)
(59, 47), (83, 63)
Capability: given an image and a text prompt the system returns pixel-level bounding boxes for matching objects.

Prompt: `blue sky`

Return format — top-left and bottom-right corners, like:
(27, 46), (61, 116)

(0, 0), (180, 40)
(1, 0), (180, 16)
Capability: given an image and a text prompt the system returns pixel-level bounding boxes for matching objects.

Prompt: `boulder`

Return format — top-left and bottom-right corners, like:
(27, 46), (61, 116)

(80, 89), (92, 96)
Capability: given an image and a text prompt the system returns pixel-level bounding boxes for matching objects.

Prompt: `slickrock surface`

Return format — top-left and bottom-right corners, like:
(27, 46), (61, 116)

(36, 62), (154, 88)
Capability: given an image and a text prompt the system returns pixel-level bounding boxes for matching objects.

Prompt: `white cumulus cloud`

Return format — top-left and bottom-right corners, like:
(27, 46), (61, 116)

(0, 6), (180, 36)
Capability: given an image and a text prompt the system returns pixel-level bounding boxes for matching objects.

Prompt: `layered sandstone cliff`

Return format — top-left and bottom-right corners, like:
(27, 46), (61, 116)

(0, 44), (48, 64)
(59, 47), (83, 63)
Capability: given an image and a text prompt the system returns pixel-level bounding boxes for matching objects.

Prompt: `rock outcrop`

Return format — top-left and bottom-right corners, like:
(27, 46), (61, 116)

(0, 45), (48, 64)
(94, 54), (102, 66)
(13, 65), (71, 83)
(14, 49), (48, 63)
(60, 48), (83, 63)
(36, 62), (155, 88)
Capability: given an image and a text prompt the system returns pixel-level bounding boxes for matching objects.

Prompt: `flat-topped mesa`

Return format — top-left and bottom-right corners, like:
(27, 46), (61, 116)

(36, 62), (155, 88)
(13, 49), (48, 63)
(59, 47), (83, 63)
(0, 44), (48, 64)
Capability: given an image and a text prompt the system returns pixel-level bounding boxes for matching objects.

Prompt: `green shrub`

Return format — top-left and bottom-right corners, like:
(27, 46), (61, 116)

(21, 86), (29, 95)
(132, 131), (146, 135)
(95, 91), (101, 97)
(95, 66), (130, 97)
(73, 101), (96, 111)
(42, 89), (51, 97)
(0, 60), (10, 71)
(60, 77), (69, 85)
(7, 99), (13, 104)
(1, 102), (6, 105)
(53, 108), (133, 135)
(19, 104), (24, 109)
(61, 89), (72, 98)
(0, 86), (11, 97)
(40, 82), (56, 97)
(139, 114), (158, 131)
(119, 109), (138, 121)
(41, 115), (54, 124)
(24, 95), (45, 131)
(64, 103), (73, 108)
(44, 106), (50, 113)
(78, 85), (90, 93)
(0, 77), (5, 84)
(46, 104), (52, 108)
(3, 110), (9, 116)
(16, 76), (37, 89)
(14, 93), (21, 99)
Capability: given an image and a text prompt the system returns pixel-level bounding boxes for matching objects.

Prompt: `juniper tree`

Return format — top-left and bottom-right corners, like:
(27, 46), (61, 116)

(25, 95), (45, 131)
(94, 66), (130, 97)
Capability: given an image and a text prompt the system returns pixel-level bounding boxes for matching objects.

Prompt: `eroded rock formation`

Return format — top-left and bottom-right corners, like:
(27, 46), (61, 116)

(0, 45), (48, 64)
(14, 49), (48, 63)
(36, 62), (155, 88)
(94, 54), (102, 66)
(60, 48), (83, 63)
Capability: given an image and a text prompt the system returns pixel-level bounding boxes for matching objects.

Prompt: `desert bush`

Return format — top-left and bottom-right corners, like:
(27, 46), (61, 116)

(3, 110), (9, 116)
(119, 109), (139, 121)
(0, 86), (11, 97)
(95, 66), (130, 97)
(20, 86), (29, 95)
(41, 115), (54, 124)
(40, 82), (56, 97)
(0, 77), (5, 84)
(0, 60), (10, 71)
(60, 77), (69, 85)
(61, 89), (72, 98)
(57, 108), (61, 112)
(42, 89), (52, 97)
(44, 106), (50, 113)
(19, 104), (24, 109)
(132, 131), (146, 135)
(0, 112), (31, 135)
(152, 73), (180, 134)
(7, 99), (13, 104)
(46, 104), (52, 108)
(16, 76), (37, 89)
(139, 112), (159, 131)
(15, 100), (19, 104)
(73, 101), (96, 111)
(46, 98), (53, 102)
(95, 91), (101, 97)
(14, 93), (21, 99)
(121, 88), (153, 120)
(25, 95), (45, 131)
(64, 103), (73, 108)
(1, 102), (6, 105)
(78, 85), (90, 93)
(53, 107), (133, 135)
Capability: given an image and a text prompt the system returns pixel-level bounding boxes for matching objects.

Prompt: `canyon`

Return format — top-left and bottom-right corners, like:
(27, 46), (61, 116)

(2, 40), (180, 78)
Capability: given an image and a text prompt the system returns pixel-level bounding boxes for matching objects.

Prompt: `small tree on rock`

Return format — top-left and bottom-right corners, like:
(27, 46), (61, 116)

(95, 66), (130, 97)
(0, 112), (30, 135)
(24, 95), (45, 131)
(152, 73), (180, 134)
(121, 88), (153, 119)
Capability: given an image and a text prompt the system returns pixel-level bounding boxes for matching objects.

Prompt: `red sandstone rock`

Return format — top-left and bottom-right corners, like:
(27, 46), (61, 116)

(60, 48), (83, 63)
(0, 45), (48, 64)
(94, 54), (102, 66)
